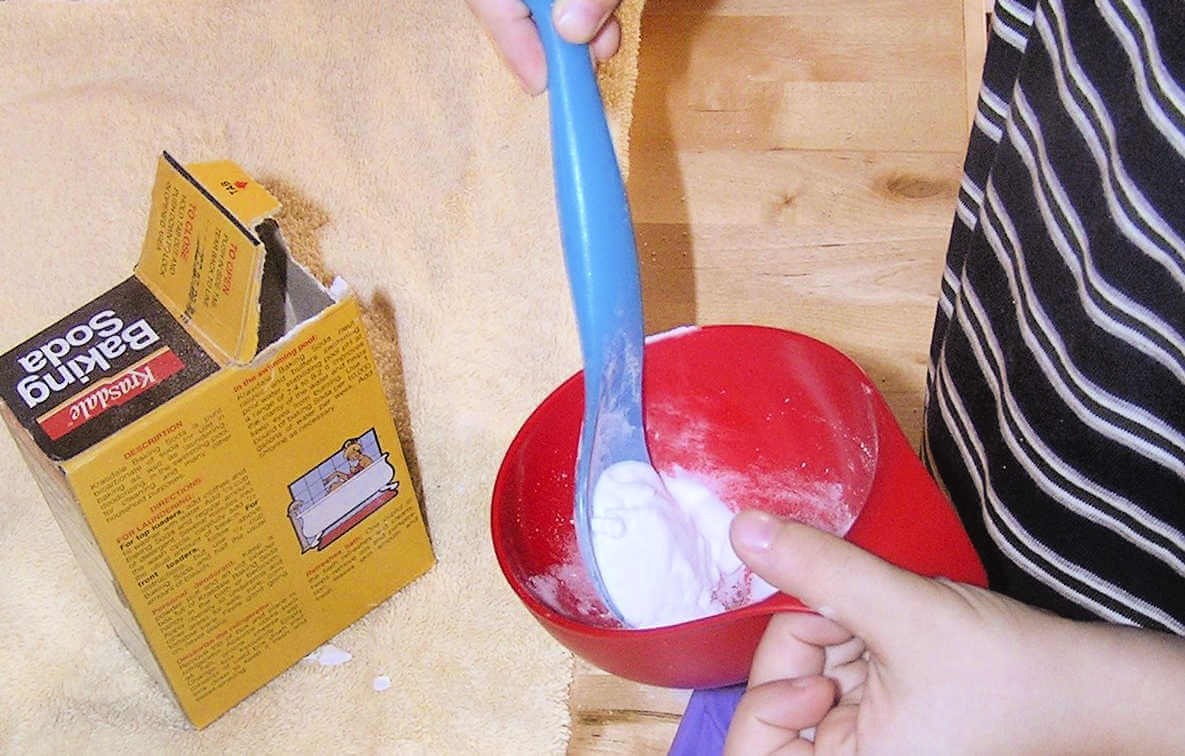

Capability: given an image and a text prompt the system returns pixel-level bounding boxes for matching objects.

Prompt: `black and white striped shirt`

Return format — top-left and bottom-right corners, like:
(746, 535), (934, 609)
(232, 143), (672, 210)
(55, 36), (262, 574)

(923, 0), (1185, 633)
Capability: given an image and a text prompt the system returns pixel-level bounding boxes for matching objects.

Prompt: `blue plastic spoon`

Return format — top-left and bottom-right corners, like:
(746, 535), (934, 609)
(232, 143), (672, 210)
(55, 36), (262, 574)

(526, 0), (651, 623)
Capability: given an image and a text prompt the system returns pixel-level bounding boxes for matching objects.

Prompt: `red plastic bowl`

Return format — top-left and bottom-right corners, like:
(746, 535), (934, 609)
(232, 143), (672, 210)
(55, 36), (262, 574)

(491, 325), (986, 689)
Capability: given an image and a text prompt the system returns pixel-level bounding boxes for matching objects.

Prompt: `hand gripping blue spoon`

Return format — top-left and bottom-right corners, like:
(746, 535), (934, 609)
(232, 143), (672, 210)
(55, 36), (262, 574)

(526, 0), (651, 623)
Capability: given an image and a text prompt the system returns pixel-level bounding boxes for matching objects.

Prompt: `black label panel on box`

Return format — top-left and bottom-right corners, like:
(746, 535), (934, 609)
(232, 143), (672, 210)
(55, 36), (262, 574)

(0, 277), (219, 460)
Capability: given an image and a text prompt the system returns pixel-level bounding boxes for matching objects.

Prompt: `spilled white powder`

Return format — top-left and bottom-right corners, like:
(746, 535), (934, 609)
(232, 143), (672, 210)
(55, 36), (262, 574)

(591, 461), (776, 628)
(646, 324), (700, 343)
(327, 276), (351, 301)
(304, 644), (352, 666)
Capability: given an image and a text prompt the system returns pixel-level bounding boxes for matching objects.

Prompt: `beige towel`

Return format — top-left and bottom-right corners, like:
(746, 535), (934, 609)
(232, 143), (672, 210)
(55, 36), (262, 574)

(0, 0), (644, 751)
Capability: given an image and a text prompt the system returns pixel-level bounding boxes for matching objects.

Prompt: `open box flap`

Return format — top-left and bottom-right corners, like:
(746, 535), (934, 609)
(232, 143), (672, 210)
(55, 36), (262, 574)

(0, 153), (341, 462)
(134, 152), (280, 366)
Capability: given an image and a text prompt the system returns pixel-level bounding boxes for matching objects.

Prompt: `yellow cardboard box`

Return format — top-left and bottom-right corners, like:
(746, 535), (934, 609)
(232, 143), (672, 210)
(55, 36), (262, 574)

(0, 152), (435, 728)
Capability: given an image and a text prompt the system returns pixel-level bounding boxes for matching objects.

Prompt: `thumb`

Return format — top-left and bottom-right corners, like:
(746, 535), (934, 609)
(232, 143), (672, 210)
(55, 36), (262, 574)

(552, 0), (619, 44)
(731, 510), (934, 646)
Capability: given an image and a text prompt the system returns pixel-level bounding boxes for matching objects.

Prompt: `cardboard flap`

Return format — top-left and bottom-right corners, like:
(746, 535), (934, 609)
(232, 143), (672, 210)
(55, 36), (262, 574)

(135, 153), (280, 366)
(185, 160), (282, 229)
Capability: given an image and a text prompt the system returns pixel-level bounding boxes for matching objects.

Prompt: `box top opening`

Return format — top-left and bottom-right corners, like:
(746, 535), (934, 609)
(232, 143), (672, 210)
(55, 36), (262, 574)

(0, 153), (336, 461)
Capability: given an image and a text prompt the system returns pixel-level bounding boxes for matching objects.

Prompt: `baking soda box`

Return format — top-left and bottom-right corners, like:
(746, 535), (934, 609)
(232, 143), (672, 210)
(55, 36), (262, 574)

(0, 152), (435, 727)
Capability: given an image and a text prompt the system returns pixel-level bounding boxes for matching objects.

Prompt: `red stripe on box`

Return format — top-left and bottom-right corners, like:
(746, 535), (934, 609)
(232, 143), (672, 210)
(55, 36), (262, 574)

(318, 490), (397, 550)
(37, 348), (185, 440)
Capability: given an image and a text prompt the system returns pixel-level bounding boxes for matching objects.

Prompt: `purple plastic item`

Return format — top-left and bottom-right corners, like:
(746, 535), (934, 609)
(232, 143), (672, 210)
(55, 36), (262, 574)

(667, 685), (746, 756)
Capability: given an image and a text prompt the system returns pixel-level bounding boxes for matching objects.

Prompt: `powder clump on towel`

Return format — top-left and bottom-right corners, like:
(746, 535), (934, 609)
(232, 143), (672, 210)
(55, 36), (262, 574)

(304, 644), (352, 666)
(591, 461), (775, 629)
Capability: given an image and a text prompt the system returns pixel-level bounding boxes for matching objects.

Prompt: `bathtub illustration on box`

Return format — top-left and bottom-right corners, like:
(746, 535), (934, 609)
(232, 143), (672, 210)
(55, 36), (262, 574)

(287, 429), (399, 552)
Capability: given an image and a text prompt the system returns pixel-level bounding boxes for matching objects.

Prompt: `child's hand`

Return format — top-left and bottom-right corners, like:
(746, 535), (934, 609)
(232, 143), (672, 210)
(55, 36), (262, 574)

(724, 511), (1185, 753)
(465, 0), (623, 94)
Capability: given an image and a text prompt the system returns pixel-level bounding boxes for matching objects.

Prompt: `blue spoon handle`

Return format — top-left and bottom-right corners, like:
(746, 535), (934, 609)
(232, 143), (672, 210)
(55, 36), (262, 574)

(525, 0), (645, 415)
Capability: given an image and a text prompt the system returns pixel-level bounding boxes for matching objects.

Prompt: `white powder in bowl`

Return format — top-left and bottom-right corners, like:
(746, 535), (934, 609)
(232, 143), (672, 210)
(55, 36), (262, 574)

(590, 461), (775, 628)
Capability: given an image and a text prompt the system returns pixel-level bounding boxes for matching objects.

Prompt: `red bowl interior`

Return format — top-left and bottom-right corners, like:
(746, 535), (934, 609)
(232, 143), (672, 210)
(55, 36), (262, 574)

(491, 325), (986, 688)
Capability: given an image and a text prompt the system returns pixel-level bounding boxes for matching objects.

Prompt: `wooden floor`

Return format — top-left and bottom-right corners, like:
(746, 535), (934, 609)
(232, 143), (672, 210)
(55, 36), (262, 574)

(568, 0), (986, 752)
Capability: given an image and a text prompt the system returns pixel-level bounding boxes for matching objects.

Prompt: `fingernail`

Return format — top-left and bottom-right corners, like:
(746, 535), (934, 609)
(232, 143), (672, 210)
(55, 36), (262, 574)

(554, 0), (601, 42)
(514, 66), (546, 96)
(517, 74), (544, 96)
(732, 510), (780, 554)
